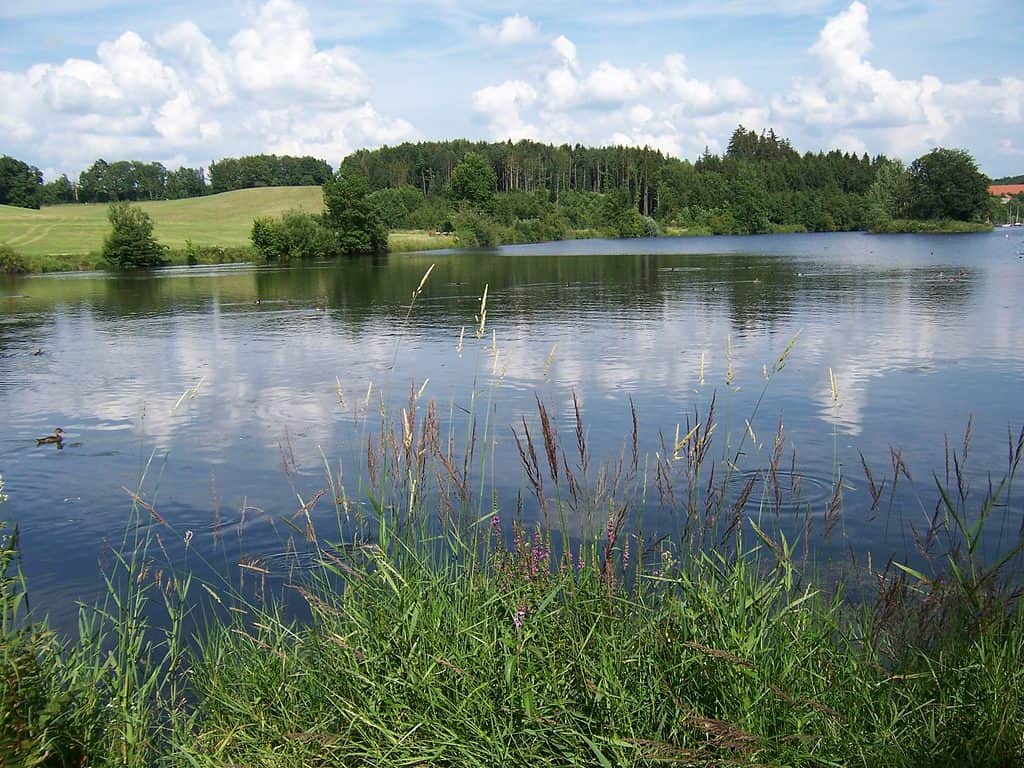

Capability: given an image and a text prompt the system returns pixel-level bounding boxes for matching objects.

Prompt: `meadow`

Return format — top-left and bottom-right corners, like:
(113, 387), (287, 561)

(0, 188), (453, 271)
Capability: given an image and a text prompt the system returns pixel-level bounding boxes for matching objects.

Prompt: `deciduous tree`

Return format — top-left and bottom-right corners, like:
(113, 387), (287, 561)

(907, 148), (989, 221)
(449, 153), (497, 207)
(322, 174), (388, 255)
(102, 202), (167, 269)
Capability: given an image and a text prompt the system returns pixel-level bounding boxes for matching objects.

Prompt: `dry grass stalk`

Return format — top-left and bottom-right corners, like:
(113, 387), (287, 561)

(685, 714), (759, 753)
(682, 641), (753, 668)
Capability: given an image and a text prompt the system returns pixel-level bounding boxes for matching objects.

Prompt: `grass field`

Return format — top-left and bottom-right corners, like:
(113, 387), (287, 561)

(0, 188), (455, 272)
(0, 187), (324, 258)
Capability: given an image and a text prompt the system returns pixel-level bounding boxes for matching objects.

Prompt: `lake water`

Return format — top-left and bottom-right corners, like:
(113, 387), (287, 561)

(2, 231), (1023, 630)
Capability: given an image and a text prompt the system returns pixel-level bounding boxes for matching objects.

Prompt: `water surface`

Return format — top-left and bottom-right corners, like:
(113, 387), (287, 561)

(2, 231), (1023, 629)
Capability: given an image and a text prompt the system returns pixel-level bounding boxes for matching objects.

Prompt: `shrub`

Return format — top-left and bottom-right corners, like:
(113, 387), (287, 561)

(251, 216), (287, 261)
(102, 202), (167, 269)
(598, 189), (645, 238)
(251, 210), (338, 261)
(368, 186), (425, 229)
(453, 208), (499, 247)
(0, 245), (28, 274)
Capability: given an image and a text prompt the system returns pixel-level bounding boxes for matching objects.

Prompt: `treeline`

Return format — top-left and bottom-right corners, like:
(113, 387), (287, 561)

(340, 128), (993, 239)
(0, 154), (332, 208)
(207, 155), (332, 193)
(340, 129), (881, 220)
(991, 174), (1024, 184)
(344, 129), (887, 236)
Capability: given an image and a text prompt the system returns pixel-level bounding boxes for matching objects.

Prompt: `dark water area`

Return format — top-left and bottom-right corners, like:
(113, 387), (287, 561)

(2, 231), (1023, 631)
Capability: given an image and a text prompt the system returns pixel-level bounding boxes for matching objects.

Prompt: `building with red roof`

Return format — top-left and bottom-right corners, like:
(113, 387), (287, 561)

(989, 184), (1024, 201)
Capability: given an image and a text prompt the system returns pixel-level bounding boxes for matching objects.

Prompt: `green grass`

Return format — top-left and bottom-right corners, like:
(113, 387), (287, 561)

(0, 190), (455, 272)
(0, 188), (323, 258)
(388, 229), (456, 253)
(869, 219), (994, 234)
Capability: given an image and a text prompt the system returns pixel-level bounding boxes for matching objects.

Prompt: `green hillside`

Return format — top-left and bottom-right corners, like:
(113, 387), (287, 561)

(0, 187), (324, 257)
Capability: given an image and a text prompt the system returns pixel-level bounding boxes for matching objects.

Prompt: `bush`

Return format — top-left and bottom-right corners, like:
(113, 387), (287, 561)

(598, 189), (645, 238)
(0, 245), (28, 274)
(368, 186), (425, 229)
(453, 208), (500, 247)
(251, 210), (338, 261)
(251, 216), (286, 261)
(170, 242), (255, 266)
(102, 202), (167, 269)
(406, 195), (455, 232)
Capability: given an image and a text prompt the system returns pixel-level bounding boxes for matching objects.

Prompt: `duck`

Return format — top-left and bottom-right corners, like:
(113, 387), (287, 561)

(36, 428), (64, 445)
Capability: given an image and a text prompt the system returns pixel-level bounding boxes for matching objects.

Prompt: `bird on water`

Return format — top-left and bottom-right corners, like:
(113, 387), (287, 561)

(36, 428), (64, 445)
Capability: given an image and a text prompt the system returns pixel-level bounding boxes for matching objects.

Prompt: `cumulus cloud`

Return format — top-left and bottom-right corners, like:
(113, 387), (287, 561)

(0, 0), (415, 176)
(551, 35), (578, 69)
(472, 80), (538, 140)
(470, 1), (1023, 166)
(479, 14), (539, 46)
(773, 1), (1023, 158)
(475, 33), (760, 154)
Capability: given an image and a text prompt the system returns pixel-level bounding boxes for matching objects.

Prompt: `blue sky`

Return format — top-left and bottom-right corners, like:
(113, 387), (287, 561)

(1, 0), (1020, 180)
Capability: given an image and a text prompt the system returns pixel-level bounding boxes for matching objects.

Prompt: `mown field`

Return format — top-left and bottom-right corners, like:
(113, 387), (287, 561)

(0, 187), (453, 268)
(0, 187), (322, 256)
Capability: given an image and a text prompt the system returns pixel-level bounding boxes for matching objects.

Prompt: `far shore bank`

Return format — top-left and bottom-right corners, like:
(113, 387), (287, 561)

(2, 222), (1002, 277)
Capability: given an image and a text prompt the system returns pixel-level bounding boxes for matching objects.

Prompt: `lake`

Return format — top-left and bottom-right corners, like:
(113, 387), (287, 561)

(2, 231), (1023, 630)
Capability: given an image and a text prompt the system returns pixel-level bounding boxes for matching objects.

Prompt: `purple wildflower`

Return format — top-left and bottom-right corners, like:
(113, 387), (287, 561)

(513, 605), (527, 629)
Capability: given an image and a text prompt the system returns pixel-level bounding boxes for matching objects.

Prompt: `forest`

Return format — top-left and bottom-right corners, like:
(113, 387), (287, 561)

(337, 128), (1001, 243)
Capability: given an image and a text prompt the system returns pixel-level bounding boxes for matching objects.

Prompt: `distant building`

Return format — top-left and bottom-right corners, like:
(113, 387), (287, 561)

(989, 184), (1024, 202)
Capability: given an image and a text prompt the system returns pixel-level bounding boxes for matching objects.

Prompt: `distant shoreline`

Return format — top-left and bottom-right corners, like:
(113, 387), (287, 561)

(3, 225), (1005, 277)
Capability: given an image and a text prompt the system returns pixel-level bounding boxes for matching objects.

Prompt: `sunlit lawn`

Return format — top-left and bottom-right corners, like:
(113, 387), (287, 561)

(0, 187), (324, 257)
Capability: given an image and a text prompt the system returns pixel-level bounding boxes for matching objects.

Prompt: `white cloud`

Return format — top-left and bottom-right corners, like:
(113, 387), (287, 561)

(651, 54), (754, 115)
(629, 105), (654, 126)
(480, 14), (539, 46)
(829, 133), (868, 156)
(551, 35), (578, 70)
(230, 0), (368, 104)
(256, 102), (416, 161)
(155, 21), (233, 107)
(0, 0), (415, 176)
(471, 80), (538, 140)
(772, 1), (1023, 158)
(475, 33), (760, 154)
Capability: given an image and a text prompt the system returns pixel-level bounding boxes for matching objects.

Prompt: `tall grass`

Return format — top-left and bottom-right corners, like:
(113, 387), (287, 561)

(1, 270), (1023, 766)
